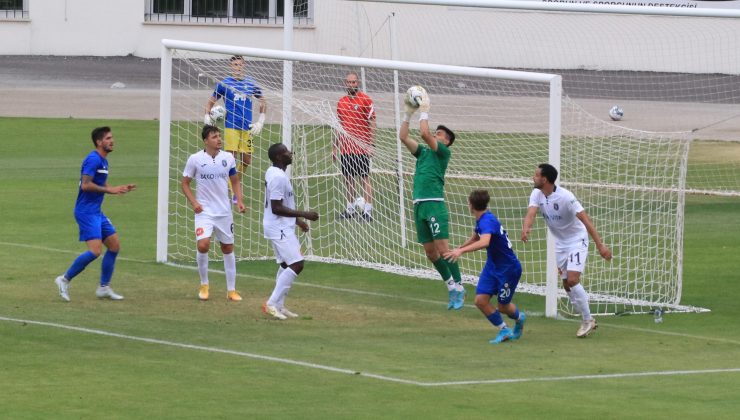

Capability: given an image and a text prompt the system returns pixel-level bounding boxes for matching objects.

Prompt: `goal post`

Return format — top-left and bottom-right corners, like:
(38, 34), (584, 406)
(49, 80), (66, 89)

(157, 38), (707, 318)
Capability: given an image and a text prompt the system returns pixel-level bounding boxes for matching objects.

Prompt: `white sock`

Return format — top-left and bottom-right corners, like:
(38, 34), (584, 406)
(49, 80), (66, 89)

(566, 289), (580, 314)
(196, 251), (209, 285)
(364, 203), (373, 214)
(277, 287), (290, 309)
(275, 266), (286, 307)
(445, 278), (456, 291)
(346, 202), (355, 214)
(267, 268), (297, 306)
(571, 283), (592, 321)
(223, 252), (236, 291)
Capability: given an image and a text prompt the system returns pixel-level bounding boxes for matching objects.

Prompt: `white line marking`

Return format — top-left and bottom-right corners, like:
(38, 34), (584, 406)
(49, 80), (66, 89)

(2, 316), (739, 387)
(0, 241), (149, 263)
(1, 241), (734, 344)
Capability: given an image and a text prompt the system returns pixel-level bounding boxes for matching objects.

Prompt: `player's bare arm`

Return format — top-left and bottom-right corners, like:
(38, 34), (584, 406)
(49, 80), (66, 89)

(521, 206), (539, 242)
(419, 118), (437, 151)
(180, 176), (203, 214)
(271, 199), (319, 221)
(296, 219), (310, 233)
(82, 176), (135, 195)
(399, 120), (419, 154)
(230, 174), (246, 213)
(576, 211), (613, 260)
(445, 233), (489, 263)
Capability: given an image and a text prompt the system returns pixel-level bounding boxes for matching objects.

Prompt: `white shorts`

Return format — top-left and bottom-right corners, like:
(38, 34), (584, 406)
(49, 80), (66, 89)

(269, 230), (304, 266)
(194, 213), (234, 244)
(556, 244), (589, 279)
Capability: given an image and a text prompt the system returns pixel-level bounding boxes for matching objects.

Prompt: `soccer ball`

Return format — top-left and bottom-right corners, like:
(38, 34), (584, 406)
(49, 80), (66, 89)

(354, 197), (366, 213)
(405, 85), (426, 108)
(609, 105), (624, 121)
(210, 105), (226, 121)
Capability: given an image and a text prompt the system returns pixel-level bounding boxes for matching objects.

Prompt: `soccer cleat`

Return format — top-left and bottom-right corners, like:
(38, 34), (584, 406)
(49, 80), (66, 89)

(511, 312), (527, 340)
(447, 290), (456, 310)
(576, 318), (598, 338)
(452, 287), (466, 310)
(279, 307), (300, 318)
(489, 327), (514, 344)
(55, 276), (70, 302)
(338, 211), (355, 220)
(96, 285), (124, 300)
(262, 303), (287, 320)
(198, 284), (209, 301)
(226, 290), (242, 302)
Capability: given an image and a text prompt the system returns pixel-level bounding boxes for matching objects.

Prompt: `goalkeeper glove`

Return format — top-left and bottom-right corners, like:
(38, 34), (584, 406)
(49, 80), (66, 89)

(249, 113), (266, 136)
(402, 101), (417, 123)
(203, 113), (214, 126)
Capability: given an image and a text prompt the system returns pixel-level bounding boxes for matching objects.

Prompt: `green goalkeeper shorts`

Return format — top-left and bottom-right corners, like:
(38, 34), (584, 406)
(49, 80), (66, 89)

(414, 200), (450, 244)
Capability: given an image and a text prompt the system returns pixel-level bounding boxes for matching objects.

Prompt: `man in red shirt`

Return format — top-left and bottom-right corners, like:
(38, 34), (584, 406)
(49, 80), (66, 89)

(335, 71), (376, 221)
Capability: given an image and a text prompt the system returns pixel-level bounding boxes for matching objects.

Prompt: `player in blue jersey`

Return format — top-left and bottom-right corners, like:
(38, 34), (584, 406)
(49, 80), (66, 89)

(54, 127), (136, 302)
(204, 55), (267, 200)
(445, 189), (526, 344)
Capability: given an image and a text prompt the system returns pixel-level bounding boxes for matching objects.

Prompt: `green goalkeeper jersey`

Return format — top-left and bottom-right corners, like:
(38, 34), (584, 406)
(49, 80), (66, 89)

(412, 142), (451, 202)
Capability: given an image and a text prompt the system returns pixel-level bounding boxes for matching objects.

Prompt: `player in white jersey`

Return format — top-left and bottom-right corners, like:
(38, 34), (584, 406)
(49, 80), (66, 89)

(181, 125), (246, 302)
(521, 163), (612, 338)
(262, 143), (319, 320)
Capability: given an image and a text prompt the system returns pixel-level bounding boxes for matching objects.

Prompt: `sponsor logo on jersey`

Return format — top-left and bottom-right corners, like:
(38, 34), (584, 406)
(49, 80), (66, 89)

(200, 173), (228, 180)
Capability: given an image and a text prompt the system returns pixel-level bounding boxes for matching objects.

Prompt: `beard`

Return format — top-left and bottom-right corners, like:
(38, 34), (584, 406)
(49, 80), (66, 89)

(346, 86), (359, 96)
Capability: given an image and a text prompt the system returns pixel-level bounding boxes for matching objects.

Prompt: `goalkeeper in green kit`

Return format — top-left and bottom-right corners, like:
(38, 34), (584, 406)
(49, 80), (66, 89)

(399, 87), (465, 309)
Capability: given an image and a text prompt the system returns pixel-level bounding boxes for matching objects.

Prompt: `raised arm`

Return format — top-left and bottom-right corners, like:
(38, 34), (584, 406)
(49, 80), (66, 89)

(520, 206), (539, 242)
(576, 211), (612, 260)
(399, 120), (419, 155)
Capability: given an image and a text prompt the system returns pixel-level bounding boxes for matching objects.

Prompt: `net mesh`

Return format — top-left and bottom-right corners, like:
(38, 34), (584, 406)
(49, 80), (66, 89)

(163, 47), (707, 314)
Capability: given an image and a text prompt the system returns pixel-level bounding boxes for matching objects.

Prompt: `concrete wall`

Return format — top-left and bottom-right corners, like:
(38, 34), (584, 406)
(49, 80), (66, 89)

(1, 0), (737, 73)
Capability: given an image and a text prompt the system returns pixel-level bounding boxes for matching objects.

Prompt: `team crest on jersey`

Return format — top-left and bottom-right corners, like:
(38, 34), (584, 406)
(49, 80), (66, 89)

(196, 227), (204, 236)
(222, 160), (227, 167)
(353, 105), (359, 110)
(553, 203), (559, 211)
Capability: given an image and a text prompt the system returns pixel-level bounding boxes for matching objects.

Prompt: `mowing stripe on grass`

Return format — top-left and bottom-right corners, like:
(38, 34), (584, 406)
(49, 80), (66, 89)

(2, 316), (739, 387)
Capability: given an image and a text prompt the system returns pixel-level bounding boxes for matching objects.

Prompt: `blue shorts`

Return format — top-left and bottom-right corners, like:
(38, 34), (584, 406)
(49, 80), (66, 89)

(75, 211), (116, 242)
(476, 262), (522, 304)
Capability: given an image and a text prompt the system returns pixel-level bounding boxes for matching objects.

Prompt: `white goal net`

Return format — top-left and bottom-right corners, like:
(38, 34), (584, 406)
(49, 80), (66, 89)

(157, 40), (707, 317)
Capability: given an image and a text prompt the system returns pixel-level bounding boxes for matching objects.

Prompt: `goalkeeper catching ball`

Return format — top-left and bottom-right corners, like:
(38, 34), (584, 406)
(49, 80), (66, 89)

(399, 87), (466, 310)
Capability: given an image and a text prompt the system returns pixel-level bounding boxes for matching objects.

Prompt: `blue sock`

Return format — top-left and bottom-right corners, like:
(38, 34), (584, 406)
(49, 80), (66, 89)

(64, 251), (98, 281)
(486, 311), (505, 328)
(507, 308), (520, 320)
(100, 250), (118, 286)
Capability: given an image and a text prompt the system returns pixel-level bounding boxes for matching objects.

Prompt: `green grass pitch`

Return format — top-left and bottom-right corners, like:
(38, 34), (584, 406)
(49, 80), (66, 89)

(1, 117), (739, 418)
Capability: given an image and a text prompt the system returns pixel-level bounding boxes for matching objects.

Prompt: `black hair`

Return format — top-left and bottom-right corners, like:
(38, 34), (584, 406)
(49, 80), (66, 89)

(436, 125), (456, 146)
(538, 163), (559, 184)
(230, 55), (244, 62)
(201, 124), (220, 141)
(468, 189), (490, 211)
(91, 126), (111, 146)
(268, 143), (286, 163)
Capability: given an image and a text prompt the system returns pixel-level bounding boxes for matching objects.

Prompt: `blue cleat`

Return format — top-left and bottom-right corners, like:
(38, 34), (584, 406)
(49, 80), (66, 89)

(447, 290), (456, 310)
(452, 287), (466, 310)
(489, 327), (514, 344)
(511, 312), (526, 340)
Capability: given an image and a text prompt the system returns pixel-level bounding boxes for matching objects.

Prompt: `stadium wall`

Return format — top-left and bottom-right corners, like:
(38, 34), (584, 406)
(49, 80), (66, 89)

(0, 0), (737, 74)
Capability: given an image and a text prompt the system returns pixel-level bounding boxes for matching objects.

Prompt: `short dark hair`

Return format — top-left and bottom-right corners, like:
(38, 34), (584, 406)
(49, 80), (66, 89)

(436, 125), (456, 146)
(202, 124), (220, 141)
(91, 126), (111, 146)
(268, 143), (286, 163)
(468, 189), (490, 211)
(230, 55), (244, 62)
(538, 163), (558, 184)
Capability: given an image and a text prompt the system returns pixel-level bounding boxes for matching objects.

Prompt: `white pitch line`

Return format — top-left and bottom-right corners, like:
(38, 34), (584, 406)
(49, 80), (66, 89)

(0, 241), (150, 264)
(2, 316), (739, 387)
